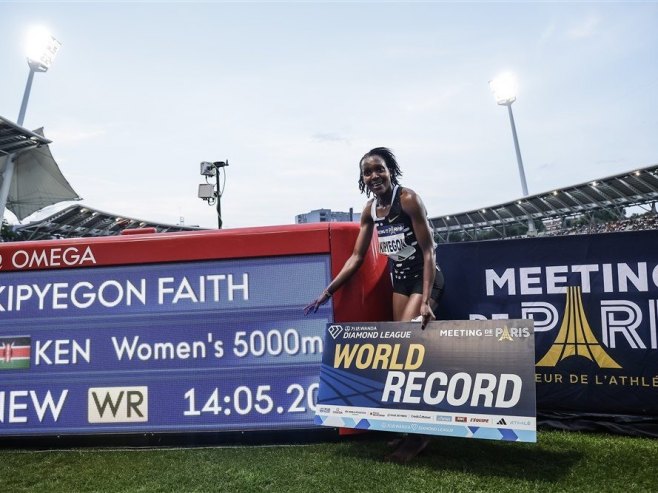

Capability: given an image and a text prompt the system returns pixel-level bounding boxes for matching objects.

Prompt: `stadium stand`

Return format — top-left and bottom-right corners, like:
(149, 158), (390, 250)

(14, 203), (202, 240)
(9, 164), (658, 242)
(542, 210), (658, 237)
(0, 116), (50, 155)
(430, 163), (658, 242)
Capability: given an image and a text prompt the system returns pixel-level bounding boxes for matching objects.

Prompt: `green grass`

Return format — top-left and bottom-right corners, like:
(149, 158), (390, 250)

(0, 430), (656, 492)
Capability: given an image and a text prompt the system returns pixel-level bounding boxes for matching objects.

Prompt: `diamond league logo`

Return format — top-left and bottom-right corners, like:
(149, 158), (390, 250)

(328, 325), (344, 339)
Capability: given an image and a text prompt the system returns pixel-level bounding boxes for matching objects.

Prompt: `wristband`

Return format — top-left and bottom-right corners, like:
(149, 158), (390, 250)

(323, 289), (333, 298)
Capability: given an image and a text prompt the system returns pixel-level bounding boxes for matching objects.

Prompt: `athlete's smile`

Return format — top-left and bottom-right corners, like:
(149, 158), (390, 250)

(361, 155), (392, 196)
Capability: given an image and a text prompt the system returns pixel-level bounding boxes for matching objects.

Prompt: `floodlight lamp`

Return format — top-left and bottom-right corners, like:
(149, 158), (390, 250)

(490, 72), (518, 105)
(200, 161), (216, 177)
(25, 26), (61, 72)
(198, 183), (215, 199)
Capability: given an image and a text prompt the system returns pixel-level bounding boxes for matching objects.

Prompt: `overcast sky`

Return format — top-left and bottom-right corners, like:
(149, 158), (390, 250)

(1, 1), (656, 229)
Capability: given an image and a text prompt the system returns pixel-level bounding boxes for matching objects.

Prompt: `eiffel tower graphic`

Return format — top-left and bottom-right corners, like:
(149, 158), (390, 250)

(536, 286), (621, 368)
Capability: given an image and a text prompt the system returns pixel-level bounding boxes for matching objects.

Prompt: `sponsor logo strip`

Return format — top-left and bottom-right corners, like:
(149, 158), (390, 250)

(316, 405), (535, 431)
(314, 413), (536, 442)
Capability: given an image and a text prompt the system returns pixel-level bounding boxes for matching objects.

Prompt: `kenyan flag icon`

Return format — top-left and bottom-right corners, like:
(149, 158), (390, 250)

(0, 336), (31, 370)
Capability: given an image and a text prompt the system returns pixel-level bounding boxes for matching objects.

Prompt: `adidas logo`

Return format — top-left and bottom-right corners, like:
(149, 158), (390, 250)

(328, 325), (344, 339)
(497, 418), (507, 425)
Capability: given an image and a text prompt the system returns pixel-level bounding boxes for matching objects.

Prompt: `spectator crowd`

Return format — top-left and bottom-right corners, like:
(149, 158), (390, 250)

(541, 212), (658, 237)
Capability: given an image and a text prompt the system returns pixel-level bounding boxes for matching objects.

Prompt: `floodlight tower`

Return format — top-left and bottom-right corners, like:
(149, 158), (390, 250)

(489, 73), (535, 235)
(0, 26), (61, 223)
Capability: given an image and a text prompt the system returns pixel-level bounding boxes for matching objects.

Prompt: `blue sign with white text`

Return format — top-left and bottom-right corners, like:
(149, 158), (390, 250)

(0, 255), (331, 436)
(436, 230), (658, 417)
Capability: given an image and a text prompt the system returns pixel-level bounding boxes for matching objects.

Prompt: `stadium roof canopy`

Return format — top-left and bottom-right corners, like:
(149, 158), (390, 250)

(0, 116), (51, 156)
(430, 163), (658, 242)
(14, 204), (204, 241)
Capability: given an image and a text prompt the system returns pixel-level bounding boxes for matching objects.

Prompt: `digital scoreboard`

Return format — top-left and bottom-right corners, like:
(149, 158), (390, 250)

(0, 224), (391, 437)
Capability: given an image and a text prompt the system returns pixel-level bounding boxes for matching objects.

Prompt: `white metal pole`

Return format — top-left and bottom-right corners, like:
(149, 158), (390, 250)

(17, 67), (36, 127)
(505, 102), (535, 235)
(0, 66), (36, 224)
(506, 103), (529, 197)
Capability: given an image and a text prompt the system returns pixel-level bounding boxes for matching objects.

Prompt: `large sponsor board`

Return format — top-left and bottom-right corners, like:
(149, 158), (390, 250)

(314, 320), (536, 442)
(437, 230), (658, 416)
(0, 255), (331, 435)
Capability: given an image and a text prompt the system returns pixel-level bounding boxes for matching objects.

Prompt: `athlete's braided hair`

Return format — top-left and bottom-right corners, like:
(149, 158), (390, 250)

(358, 147), (403, 197)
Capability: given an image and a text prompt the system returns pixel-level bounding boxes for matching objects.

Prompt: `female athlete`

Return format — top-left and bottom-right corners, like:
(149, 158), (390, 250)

(304, 146), (444, 328)
(304, 147), (445, 462)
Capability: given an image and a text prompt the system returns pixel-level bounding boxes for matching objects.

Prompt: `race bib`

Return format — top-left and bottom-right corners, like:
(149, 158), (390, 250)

(377, 224), (415, 261)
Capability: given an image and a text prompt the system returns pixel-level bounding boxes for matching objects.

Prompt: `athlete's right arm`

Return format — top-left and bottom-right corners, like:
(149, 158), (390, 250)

(303, 201), (375, 315)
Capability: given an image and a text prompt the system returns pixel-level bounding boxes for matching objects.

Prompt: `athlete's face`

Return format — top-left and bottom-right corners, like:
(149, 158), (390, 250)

(361, 155), (392, 196)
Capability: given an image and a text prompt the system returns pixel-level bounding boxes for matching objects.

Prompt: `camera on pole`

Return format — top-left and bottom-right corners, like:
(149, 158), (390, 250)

(198, 160), (229, 229)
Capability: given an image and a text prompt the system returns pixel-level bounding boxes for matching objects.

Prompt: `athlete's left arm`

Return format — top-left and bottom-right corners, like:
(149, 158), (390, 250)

(400, 188), (436, 329)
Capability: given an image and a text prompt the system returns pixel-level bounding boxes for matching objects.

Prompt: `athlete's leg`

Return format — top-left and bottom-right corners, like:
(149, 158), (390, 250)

(393, 270), (442, 323)
(388, 292), (412, 450)
(389, 270), (444, 463)
(397, 293), (424, 322)
(430, 267), (444, 317)
(386, 292), (432, 464)
(392, 292), (411, 321)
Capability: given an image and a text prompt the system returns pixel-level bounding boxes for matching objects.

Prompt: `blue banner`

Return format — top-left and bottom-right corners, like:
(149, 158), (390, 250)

(436, 230), (658, 417)
(315, 320), (536, 442)
(0, 255), (332, 436)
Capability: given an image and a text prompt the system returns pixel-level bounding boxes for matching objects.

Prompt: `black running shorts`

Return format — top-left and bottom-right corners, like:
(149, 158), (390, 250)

(392, 266), (444, 305)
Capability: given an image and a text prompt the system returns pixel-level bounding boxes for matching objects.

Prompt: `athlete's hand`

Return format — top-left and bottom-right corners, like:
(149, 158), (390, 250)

(303, 291), (331, 315)
(420, 302), (435, 330)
